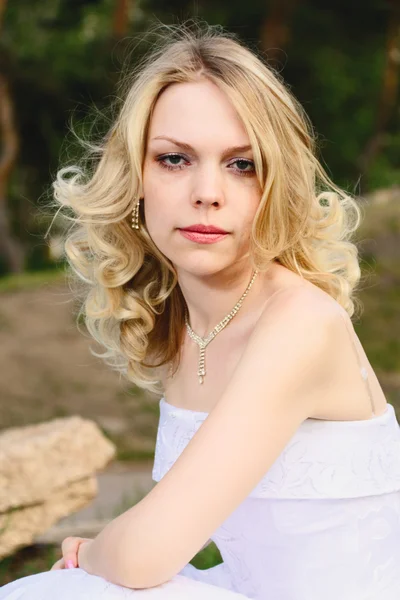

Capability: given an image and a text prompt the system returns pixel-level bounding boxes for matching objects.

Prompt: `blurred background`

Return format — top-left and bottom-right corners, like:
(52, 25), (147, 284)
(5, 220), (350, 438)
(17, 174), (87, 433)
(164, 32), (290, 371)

(0, 0), (399, 583)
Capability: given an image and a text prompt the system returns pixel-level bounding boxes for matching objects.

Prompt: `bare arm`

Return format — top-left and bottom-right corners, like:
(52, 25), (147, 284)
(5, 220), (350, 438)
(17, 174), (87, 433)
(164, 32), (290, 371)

(199, 538), (212, 551)
(79, 286), (340, 588)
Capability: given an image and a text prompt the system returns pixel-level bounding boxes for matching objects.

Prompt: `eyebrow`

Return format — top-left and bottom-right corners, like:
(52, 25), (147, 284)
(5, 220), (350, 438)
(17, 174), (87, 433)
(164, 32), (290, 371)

(150, 136), (252, 155)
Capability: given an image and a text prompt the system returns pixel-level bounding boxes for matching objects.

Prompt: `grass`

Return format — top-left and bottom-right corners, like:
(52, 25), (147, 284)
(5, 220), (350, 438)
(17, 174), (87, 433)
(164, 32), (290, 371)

(0, 268), (67, 293)
(0, 544), (60, 585)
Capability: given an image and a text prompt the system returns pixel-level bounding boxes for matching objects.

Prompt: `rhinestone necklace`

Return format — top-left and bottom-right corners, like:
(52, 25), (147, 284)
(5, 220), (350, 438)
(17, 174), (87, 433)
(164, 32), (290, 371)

(184, 269), (259, 384)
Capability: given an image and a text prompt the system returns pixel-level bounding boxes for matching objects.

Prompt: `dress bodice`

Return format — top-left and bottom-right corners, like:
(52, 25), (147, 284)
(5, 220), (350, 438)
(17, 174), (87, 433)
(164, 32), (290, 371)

(152, 398), (400, 499)
(152, 397), (400, 600)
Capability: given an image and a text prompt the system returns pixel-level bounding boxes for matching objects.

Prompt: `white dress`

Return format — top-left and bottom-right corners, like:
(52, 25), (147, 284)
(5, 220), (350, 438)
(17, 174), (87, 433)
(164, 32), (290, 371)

(2, 373), (400, 599)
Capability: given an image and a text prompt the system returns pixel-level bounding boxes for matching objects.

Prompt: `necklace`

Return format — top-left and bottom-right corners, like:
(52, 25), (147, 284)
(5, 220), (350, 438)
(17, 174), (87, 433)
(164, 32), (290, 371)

(184, 269), (259, 384)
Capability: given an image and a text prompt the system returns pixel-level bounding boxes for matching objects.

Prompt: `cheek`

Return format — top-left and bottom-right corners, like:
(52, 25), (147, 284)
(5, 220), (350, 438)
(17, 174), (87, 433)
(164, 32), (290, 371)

(143, 200), (168, 239)
(238, 190), (261, 223)
(234, 193), (260, 243)
(249, 186), (262, 217)
(142, 182), (167, 228)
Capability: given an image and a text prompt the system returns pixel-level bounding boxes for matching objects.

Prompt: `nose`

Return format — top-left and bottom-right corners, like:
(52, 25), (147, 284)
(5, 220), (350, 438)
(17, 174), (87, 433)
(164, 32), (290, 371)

(190, 162), (225, 209)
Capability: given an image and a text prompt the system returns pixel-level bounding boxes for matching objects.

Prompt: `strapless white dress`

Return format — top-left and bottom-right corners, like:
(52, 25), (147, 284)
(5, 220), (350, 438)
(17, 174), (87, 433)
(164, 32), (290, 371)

(2, 389), (400, 600)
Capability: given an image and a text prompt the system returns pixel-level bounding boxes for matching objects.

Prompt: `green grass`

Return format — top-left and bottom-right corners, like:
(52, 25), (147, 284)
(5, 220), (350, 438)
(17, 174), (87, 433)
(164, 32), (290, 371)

(0, 544), (60, 585)
(0, 268), (67, 293)
(190, 542), (223, 570)
(115, 446), (155, 462)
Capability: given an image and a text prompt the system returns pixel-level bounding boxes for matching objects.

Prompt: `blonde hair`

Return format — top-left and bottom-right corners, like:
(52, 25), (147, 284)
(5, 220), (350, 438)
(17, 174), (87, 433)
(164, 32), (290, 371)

(50, 20), (365, 394)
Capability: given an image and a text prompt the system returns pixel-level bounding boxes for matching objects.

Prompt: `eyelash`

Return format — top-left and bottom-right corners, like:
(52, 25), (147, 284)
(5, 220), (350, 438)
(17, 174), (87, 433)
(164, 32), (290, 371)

(155, 153), (255, 177)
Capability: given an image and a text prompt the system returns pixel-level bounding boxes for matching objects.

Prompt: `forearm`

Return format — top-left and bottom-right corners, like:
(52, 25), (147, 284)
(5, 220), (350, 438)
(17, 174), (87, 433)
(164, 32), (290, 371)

(77, 481), (212, 588)
(200, 538), (212, 551)
(78, 504), (158, 589)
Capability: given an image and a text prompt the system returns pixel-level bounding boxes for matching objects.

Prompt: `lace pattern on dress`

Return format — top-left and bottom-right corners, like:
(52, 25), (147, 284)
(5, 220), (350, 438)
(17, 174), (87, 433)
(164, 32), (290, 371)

(152, 399), (400, 499)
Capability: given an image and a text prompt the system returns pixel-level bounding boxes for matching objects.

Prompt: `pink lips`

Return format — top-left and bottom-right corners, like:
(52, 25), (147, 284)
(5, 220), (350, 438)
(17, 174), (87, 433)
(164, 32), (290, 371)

(179, 224), (229, 244)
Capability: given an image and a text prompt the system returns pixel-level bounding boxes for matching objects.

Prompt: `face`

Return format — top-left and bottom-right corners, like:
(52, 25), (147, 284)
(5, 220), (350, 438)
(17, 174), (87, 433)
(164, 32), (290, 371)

(142, 79), (262, 278)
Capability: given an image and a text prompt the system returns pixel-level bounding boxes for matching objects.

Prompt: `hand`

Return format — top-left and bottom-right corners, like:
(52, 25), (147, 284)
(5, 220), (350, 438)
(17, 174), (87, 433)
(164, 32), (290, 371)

(50, 536), (93, 570)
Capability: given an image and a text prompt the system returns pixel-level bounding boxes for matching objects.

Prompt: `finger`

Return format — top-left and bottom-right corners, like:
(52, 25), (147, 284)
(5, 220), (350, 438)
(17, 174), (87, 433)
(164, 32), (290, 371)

(61, 537), (82, 569)
(61, 536), (92, 569)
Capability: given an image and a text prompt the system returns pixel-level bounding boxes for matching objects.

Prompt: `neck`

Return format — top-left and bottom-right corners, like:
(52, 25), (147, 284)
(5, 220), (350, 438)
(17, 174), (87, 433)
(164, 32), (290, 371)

(177, 260), (277, 337)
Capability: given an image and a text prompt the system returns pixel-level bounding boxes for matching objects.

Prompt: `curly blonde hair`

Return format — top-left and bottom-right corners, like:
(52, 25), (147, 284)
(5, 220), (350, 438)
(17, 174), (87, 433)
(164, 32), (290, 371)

(50, 21), (365, 394)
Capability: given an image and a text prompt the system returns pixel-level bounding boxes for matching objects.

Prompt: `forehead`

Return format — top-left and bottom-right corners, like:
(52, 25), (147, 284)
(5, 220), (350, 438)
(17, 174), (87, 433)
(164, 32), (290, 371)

(147, 79), (250, 147)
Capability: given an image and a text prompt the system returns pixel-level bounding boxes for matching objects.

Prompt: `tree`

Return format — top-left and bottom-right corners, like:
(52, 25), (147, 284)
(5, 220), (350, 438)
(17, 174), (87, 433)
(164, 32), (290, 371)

(358, 0), (400, 184)
(0, 0), (25, 272)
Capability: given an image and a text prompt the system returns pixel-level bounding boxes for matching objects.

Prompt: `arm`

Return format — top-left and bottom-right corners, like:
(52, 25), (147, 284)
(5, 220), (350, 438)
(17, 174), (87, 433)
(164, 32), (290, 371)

(199, 538), (212, 551)
(79, 286), (340, 588)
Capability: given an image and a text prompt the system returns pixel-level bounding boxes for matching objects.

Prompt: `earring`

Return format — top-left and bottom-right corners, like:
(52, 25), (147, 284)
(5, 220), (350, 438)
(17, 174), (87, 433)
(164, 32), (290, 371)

(131, 198), (141, 230)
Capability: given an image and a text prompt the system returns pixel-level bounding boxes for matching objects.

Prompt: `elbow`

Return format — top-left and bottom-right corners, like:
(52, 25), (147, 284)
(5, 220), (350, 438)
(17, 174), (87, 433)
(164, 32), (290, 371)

(133, 559), (180, 589)
(101, 566), (165, 590)
(111, 551), (179, 590)
(128, 540), (210, 587)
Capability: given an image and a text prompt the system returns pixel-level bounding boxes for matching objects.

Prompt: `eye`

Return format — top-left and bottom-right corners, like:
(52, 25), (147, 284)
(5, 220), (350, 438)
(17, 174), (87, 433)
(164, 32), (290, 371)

(229, 159), (255, 176)
(156, 153), (188, 170)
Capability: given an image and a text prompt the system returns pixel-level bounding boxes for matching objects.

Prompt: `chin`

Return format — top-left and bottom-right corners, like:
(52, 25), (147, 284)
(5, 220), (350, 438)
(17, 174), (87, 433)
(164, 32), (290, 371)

(173, 256), (238, 278)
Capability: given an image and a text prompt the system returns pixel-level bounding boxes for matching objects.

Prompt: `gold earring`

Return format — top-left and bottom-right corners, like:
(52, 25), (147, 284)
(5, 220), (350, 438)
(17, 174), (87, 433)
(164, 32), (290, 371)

(131, 198), (141, 230)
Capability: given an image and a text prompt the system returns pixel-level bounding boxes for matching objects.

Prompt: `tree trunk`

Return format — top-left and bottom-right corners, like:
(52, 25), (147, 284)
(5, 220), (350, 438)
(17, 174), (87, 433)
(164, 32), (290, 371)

(0, 73), (25, 273)
(259, 0), (300, 66)
(357, 0), (400, 186)
(0, 0), (6, 29)
(112, 0), (132, 38)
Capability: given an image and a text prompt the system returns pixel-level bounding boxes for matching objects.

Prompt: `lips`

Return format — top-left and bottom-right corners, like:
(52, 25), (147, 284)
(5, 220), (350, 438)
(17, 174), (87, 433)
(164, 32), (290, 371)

(180, 224), (228, 234)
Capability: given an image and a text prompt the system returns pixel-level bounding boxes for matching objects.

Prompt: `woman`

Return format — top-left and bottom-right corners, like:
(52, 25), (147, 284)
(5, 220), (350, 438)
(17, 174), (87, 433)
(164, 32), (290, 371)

(2, 21), (400, 600)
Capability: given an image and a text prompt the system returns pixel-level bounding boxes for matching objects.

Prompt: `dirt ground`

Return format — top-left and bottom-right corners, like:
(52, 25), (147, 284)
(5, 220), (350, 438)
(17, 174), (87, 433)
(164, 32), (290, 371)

(0, 279), (160, 460)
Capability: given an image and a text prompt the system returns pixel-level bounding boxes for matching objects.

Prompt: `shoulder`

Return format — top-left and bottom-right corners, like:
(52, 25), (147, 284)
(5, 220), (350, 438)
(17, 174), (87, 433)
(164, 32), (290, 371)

(232, 281), (344, 417)
(256, 280), (341, 345)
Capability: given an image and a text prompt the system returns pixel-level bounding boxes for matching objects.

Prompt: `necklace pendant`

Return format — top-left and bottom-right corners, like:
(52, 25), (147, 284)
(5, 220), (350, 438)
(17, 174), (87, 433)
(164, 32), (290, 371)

(198, 346), (206, 385)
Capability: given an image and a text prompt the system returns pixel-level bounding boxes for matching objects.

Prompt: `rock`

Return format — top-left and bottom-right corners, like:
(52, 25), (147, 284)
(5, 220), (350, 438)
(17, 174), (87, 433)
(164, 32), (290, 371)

(0, 476), (97, 560)
(0, 416), (116, 513)
(0, 416), (116, 559)
(35, 518), (112, 544)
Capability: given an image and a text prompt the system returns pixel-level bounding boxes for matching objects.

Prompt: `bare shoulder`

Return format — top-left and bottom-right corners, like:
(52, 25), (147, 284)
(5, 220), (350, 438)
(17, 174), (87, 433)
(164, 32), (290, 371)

(212, 280), (343, 426)
(258, 278), (341, 336)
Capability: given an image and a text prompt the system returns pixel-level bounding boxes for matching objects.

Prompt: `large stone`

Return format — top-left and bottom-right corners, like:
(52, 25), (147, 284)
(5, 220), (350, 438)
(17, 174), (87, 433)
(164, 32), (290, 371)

(0, 416), (116, 513)
(0, 476), (97, 560)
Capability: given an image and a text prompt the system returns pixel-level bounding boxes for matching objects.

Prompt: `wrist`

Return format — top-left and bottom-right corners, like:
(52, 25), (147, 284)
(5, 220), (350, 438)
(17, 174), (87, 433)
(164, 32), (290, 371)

(77, 540), (94, 572)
